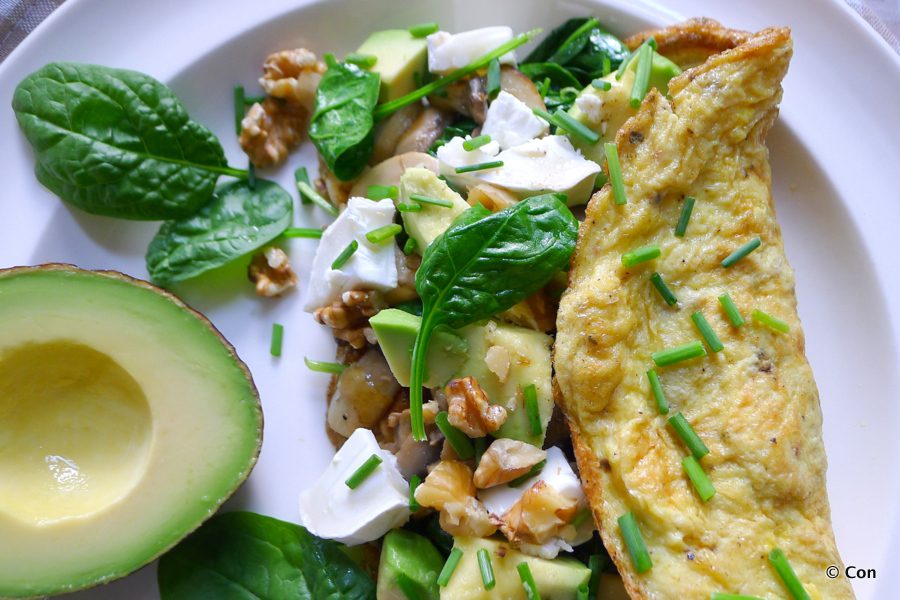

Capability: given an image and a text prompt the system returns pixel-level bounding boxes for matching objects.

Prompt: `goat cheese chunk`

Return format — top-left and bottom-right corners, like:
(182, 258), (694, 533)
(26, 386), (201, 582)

(481, 91), (549, 150)
(298, 428), (410, 546)
(303, 197), (398, 311)
(427, 27), (516, 74)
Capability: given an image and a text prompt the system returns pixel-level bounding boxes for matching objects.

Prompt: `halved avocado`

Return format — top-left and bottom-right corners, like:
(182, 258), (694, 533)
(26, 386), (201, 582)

(0, 264), (262, 598)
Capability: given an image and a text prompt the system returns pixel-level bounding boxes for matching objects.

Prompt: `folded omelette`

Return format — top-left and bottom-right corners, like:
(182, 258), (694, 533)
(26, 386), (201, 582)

(554, 21), (854, 599)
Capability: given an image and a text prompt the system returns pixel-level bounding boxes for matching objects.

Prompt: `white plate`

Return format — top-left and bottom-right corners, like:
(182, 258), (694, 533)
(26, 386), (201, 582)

(1, 0), (898, 597)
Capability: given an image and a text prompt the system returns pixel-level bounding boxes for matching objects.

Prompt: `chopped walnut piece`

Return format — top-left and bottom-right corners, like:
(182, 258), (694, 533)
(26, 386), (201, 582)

(314, 290), (386, 349)
(239, 99), (308, 168)
(499, 480), (579, 546)
(473, 439), (547, 489)
(259, 48), (324, 112)
(440, 497), (498, 538)
(484, 345), (511, 383)
(247, 246), (297, 297)
(414, 460), (498, 537)
(446, 376), (507, 437)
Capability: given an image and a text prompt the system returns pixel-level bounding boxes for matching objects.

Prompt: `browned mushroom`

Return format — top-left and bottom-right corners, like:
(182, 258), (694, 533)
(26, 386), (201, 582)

(500, 66), (546, 111)
(371, 104), (424, 164)
(428, 76), (489, 124)
(349, 152), (439, 198)
(394, 107), (455, 155)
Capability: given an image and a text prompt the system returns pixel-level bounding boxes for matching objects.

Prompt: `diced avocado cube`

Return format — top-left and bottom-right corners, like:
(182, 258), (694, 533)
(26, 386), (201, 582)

(370, 308), (468, 388)
(357, 30), (428, 102)
(441, 537), (590, 599)
(377, 530), (443, 600)
(399, 168), (470, 254)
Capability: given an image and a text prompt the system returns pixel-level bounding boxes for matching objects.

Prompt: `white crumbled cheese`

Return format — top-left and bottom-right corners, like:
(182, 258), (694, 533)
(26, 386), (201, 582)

(435, 135), (501, 169)
(427, 27), (517, 74)
(481, 91), (549, 150)
(439, 135), (602, 206)
(298, 428), (410, 546)
(303, 197), (398, 311)
(575, 93), (605, 125)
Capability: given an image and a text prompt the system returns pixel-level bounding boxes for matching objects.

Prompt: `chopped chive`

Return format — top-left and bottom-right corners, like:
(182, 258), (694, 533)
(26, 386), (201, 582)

(296, 170), (339, 217)
(668, 413), (710, 460)
(588, 554), (605, 596)
(691, 311), (724, 353)
(474, 436), (487, 468)
(282, 227), (323, 239)
(615, 46), (639, 80)
(345, 52), (377, 69)
(622, 244), (661, 267)
(682, 455), (716, 501)
(591, 78), (612, 91)
(295, 167), (312, 205)
(577, 583), (589, 600)
(397, 202), (423, 212)
(721, 237), (761, 268)
(508, 459), (546, 487)
(455, 160), (504, 174)
(629, 43), (653, 108)
(463, 134), (493, 151)
(233, 85), (246, 135)
(437, 548), (463, 587)
(244, 94), (266, 104)
(477, 548), (496, 590)
(367, 184), (398, 200)
(602, 55), (612, 77)
(487, 58), (501, 99)
(331, 240), (358, 270)
(710, 594), (764, 600)
(409, 22), (439, 37)
(345, 453), (383, 489)
(523, 383), (542, 436)
(403, 237), (417, 255)
(304, 357), (346, 374)
(366, 224), (402, 245)
(650, 272), (677, 306)
(646, 369), (669, 414)
(409, 193), (454, 208)
(768, 549), (811, 600)
(247, 162), (257, 189)
(718, 293), (745, 327)
(409, 475), (421, 511)
(604, 142), (628, 205)
(539, 77), (551, 97)
(269, 323), (284, 357)
(516, 562), (540, 600)
(571, 508), (592, 529)
(435, 411), (474, 459)
(617, 512), (652, 573)
(752, 309), (790, 333)
(532, 108), (600, 144)
(675, 196), (696, 237)
(652, 341), (707, 367)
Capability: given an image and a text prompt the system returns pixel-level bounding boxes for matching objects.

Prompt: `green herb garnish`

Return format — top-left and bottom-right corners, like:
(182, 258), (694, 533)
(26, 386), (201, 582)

(366, 224), (402, 245)
(752, 309), (790, 333)
(718, 293), (745, 327)
(233, 85), (246, 135)
(463, 134), (493, 151)
(331, 240), (358, 270)
(487, 58), (502, 99)
(397, 202), (423, 212)
(675, 196), (696, 237)
(282, 227), (323, 239)
(508, 459), (547, 487)
(304, 357), (346, 374)
(408, 475), (421, 511)
(367, 184), (398, 200)
(618, 512), (652, 573)
(523, 383), (542, 436)
(516, 562), (540, 600)
(691, 311), (724, 353)
(435, 411), (474, 459)
(668, 413), (709, 460)
(345, 52), (377, 69)
(682, 455), (716, 501)
(270, 323), (284, 357)
(652, 341), (707, 367)
(591, 78), (612, 91)
(647, 369), (669, 414)
(345, 454), (383, 489)
(622, 244), (661, 267)
(438, 548), (463, 587)
(721, 237), (761, 268)
(296, 168), (339, 216)
(768, 548), (811, 600)
(477, 548), (496, 590)
(650, 272), (677, 305)
(403, 237), (417, 255)
(604, 142), (627, 205)
(629, 42), (653, 108)
(409, 22), (439, 38)
(410, 193), (454, 208)
(455, 160), (505, 174)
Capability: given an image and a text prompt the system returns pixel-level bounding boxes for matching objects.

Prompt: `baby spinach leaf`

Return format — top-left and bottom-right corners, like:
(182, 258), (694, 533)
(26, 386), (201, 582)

(518, 62), (582, 90)
(12, 62), (240, 220)
(407, 194), (578, 440)
(523, 18), (629, 86)
(146, 179), (292, 286)
(308, 58), (380, 182)
(158, 511), (375, 600)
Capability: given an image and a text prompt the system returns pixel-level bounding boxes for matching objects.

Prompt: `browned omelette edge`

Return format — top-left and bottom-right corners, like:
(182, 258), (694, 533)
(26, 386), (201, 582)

(624, 18), (752, 68)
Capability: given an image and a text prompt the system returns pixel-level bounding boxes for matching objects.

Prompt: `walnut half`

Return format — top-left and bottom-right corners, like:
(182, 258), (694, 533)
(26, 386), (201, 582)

(473, 439), (546, 489)
(239, 99), (308, 168)
(446, 376), (507, 438)
(247, 247), (297, 297)
(313, 290), (386, 349)
(499, 480), (578, 546)
(414, 460), (498, 538)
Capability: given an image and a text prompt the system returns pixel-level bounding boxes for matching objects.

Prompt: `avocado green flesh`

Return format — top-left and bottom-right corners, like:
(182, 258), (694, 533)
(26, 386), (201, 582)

(399, 168), (469, 255)
(357, 29), (428, 102)
(0, 266), (261, 597)
(377, 529), (443, 600)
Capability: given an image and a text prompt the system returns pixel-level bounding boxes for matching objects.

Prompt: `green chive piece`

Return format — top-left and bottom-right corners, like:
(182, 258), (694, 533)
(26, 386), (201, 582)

(602, 55), (612, 76)
(532, 108), (600, 144)
(667, 413), (710, 459)
(691, 311), (724, 353)
(618, 512), (652, 573)
(615, 47), (639, 80)
(345, 453), (383, 489)
(367, 184), (398, 200)
(592, 78), (612, 91)
(652, 341), (707, 367)
(282, 227), (323, 239)
(752, 309), (790, 333)
(721, 237), (761, 268)
(604, 142), (628, 205)
(588, 554), (606, 595)
(270, 323), (284, 357)
(646, 369), (669, 414)
(675, 196), (696, 237)
(409, 193), (455, 208)
(768, 548), (811, 600)
(710, 594), (764, 600)
(629, 43), (653, 108)
(463, 134), (493, 151)
(477, 548), (496, 590)
(718, 293), (745, 327)
(409, 475), (421, 511)
(682, 455), (716, 501)
(233, 85), (245, 135)
(409, 22), (439, 38)
(508, 459), (547, 487)
(304, 357), (346, 374)
(435, 411), (474, 459)
(331, 240), (358, 270)
(455, 160), (504, 174)
(622, 245), (661, 267)
(524, 383), (542, 436)
(244, 94), (266, 104)
(403, 237), (417, 255)
(577, 583), (589, 600)
(296, 171), (339, 217)
(438, 548), (463, 587)
(487, 58), (501, 99)
(650, 272), (677, 306)
(516, 562), (540, 600)
(366, 224), (402, 245)
(294, 167), (312, 205)
(571, 508), (592, 529)
(345, 52), (377, 69)
(397, 202), (423, 212)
